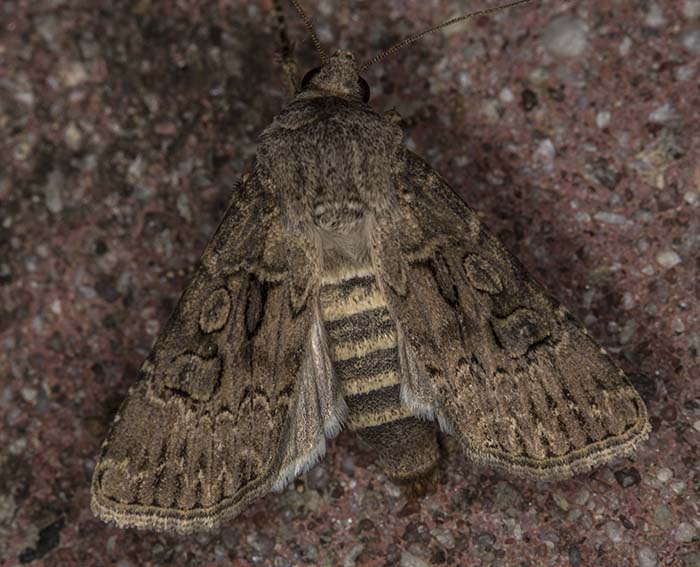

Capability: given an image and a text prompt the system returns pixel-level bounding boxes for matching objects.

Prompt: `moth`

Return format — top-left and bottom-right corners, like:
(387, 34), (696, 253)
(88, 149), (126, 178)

(91, 0), (650, 533)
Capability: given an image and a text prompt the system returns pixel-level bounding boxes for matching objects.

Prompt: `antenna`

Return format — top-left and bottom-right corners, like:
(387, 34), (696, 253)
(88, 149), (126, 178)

(359, 0), (533, 72)
(289, 0), (327, 65)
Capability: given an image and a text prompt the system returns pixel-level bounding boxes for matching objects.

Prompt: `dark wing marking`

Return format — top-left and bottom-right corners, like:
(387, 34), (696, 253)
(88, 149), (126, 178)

(377, 149), (649, 480)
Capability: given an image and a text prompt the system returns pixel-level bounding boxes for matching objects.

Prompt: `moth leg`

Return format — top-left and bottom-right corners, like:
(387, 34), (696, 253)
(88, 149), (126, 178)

(400, 467), (439, 500)
(273, 0), (300, 95)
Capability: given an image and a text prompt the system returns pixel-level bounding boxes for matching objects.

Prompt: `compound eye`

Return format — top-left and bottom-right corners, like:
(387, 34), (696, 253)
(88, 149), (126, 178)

(301, 67), (321, 90)
(358, 76), (370, 103)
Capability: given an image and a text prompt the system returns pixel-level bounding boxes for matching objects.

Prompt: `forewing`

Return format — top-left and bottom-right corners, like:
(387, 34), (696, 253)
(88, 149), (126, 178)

(91, 172), (339, 533)
(379, 149), (650, 480)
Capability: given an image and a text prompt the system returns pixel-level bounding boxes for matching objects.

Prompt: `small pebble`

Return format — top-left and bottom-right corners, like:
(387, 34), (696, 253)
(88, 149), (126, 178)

(594, 211), (627, 225)
(60, 60), (88, 87)
(683, 0), (700, 19)
(648, 103), (681, 126)
(645, 3), (666, 27)
(306, 464), (330, 492)
(213, 545), (226, 562)
(499, 87), (514, 103)
(637, 546), (658, 567)
(619, 36), (632, 56)
(343, 544), (365, 567)
(480, 99), (499, 123)
(21, 388), (38, 403)
(107, 536), (117, 553)
(430, 528), (455, 549)
(403, 521), (430, 545)
(543, 15), (589, 58)
(341, 455), (355, 476)
(619, 320), (637, 345)
(656, 467), (673, 483)
(492, 480), (522, 510)
(400, 551), (429, 567)
(596, 110), (611, 129)
(614, 467), (641, 488)
(246, 532), (275, 555)
(541, 532), (558, 550)
(656, 250), (681, 268)
(535, 138), (555, 164)
(675, 64), (696, 82)
(671, 318), (686, 334)
(176, 194), (192, 222)
(685, 191), (699, 205)
(589, 158), (622, 189)
(674, 522), (698, 543)
(551, 491), (570, 511)
(637, 237), (651, 253)
(681, 551), (700, 567)
(605, 520), (624, 543)
(654, 503), (673, 530)
(573, 489), (590, 506)
(680, 29), (700, 53)
(64, 122), (83, 150)
(568, 544), (582, 566)
(474, 532), (496, 549)
(221, 527), (240, 549)
(44, 169), (65, 214)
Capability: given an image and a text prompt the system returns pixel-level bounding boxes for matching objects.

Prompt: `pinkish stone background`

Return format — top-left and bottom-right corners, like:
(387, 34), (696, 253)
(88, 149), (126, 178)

(1, 0), (699, 566)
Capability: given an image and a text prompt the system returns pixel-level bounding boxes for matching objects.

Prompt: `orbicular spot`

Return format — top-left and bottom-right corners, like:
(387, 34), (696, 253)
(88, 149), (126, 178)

(492, 308), (550, 357)
(463, 254), (503, 294)
(164, 353), (221, 402)
(198, 287), (231, 334)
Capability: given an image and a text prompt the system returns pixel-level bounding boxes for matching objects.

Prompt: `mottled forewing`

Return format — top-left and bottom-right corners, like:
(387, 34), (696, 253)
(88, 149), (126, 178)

(91, 172), (321, 532)
(379, 149), (649, 480)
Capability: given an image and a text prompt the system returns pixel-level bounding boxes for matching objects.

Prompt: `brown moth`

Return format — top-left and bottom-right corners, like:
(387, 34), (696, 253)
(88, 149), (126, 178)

(91, 0), (650, 533)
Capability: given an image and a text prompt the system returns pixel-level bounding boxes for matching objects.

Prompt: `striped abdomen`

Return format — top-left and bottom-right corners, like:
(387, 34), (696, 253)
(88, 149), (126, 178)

(319, 265), (438, 483)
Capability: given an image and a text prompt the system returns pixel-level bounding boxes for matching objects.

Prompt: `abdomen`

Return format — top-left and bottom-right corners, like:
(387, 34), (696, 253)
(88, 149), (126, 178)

(319, 263), (439, 483)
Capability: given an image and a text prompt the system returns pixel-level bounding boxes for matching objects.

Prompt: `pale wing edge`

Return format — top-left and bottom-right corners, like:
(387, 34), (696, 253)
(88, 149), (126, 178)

(272, 305), (347, 492)
(397, 327), (650, 480)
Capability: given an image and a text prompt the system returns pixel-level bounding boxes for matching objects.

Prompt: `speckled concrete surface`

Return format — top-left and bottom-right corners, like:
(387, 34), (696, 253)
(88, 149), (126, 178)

(1, 1), (699, 566)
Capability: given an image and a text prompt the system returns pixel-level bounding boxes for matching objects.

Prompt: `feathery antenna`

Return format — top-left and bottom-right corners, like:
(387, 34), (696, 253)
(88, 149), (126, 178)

(289, 0), (327, 65)
(359, 0), (533, 72)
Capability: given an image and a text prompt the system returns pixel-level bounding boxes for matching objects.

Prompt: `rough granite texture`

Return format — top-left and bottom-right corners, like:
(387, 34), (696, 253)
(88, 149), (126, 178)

(1, 0), (699, 566)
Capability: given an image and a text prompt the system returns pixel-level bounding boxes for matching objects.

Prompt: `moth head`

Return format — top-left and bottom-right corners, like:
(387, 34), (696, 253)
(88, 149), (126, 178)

(289, 0), (532, 104)
(301, 51), (370, 103)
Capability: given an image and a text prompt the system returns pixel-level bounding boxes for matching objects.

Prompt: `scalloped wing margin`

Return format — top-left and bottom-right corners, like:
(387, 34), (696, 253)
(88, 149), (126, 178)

(90, 173), (344, 533)
(380, 150), (649, 480)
